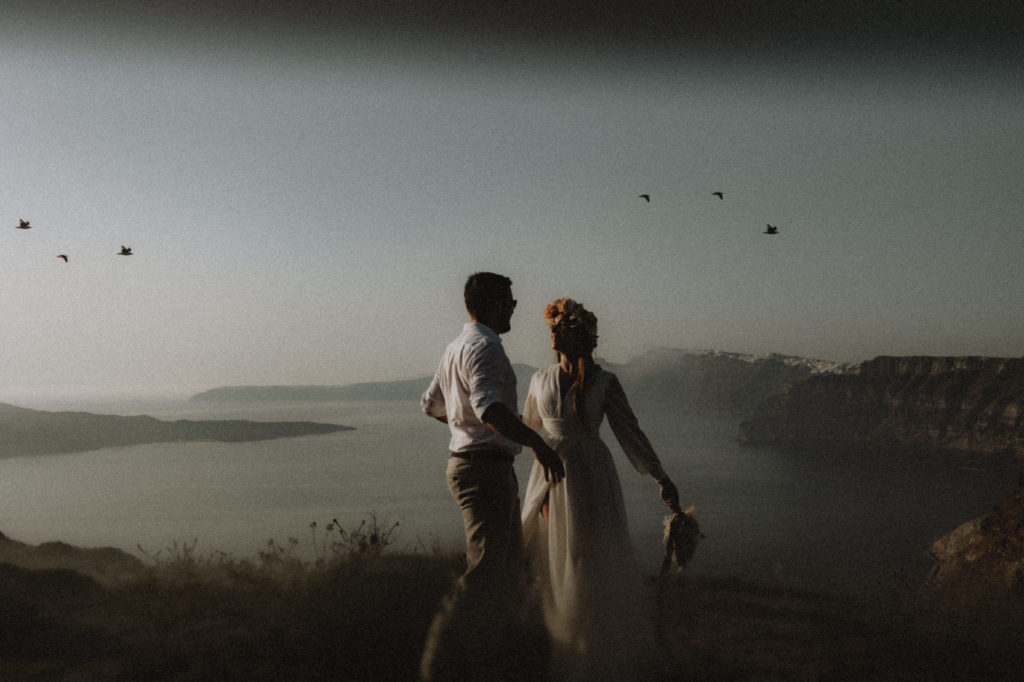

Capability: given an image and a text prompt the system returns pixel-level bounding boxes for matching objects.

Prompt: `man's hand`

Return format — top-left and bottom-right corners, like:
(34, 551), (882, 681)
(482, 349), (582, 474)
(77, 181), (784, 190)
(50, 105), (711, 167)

(533, 442), (564, 484)
(480, 402), (564, 482)
(658, 477), (682, 514)
(481, 402), (564, 483)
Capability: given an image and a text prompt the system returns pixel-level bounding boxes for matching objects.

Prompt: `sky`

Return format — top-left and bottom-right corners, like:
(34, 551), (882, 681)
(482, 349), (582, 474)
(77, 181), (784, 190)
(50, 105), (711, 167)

(1, 1), (1023, 401)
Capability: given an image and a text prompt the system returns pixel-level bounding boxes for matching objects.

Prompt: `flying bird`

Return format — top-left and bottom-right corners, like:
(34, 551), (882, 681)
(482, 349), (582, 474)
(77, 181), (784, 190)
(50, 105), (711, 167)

(16, 219), (30, 229)
(57, 254), (68, 262)
(118, 245), (133, 255)
(638, 194), (650, 202)
(712, 192), (723, 200)
(764, 224), (779, 235)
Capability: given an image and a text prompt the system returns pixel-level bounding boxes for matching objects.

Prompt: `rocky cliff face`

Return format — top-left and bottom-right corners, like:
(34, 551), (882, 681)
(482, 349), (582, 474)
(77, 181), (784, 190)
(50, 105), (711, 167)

(739, 356), (1024, 455)
(919, 479), (1024, 629)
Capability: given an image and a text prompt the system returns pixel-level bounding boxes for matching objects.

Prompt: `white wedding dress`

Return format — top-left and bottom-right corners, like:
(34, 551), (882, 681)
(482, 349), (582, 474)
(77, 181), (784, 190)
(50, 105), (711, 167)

(521, 365), (667, 680)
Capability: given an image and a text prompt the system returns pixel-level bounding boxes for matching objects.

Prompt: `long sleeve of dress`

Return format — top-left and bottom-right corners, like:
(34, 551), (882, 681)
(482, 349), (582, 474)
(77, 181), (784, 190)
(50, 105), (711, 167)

(522, 373), (542, 432)
(604, 374), (667, 481)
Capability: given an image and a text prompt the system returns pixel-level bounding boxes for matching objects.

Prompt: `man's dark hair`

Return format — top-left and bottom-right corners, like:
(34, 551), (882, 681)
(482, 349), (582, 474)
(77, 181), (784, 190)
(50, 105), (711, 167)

(464, 272), (512, 317)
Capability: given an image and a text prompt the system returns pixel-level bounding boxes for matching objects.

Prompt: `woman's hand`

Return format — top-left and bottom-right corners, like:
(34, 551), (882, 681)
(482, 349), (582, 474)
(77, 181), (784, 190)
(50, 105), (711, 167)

(658, 476), (682, 514)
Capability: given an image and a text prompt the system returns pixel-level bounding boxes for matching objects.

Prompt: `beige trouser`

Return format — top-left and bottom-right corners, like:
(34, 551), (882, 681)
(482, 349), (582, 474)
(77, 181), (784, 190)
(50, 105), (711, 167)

(419, 456), (523, 681)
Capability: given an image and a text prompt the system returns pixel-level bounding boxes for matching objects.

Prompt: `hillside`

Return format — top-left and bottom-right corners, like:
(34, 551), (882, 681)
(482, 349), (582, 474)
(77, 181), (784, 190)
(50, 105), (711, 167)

(739, 356), (1024, 455)
(2, 510), (1022, 681)
(609, 348), (846, 416)
(0, 403), (352, 458)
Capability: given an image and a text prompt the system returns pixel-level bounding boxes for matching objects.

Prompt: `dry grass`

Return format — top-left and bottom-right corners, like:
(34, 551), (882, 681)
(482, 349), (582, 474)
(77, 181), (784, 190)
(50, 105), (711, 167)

(2, 519), (1023, 681)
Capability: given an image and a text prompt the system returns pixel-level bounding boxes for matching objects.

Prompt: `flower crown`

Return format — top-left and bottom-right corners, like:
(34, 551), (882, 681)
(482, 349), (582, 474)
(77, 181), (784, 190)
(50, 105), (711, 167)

(544, 297), (598, 341)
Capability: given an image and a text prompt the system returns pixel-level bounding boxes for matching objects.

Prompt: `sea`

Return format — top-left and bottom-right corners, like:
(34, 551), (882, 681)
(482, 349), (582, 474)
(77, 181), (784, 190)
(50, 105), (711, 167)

(0, 396), (1020, 598)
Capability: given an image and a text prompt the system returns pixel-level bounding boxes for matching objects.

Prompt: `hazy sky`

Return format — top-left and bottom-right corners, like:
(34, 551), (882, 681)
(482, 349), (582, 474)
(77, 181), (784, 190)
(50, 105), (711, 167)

(1, 1), (1022, 400)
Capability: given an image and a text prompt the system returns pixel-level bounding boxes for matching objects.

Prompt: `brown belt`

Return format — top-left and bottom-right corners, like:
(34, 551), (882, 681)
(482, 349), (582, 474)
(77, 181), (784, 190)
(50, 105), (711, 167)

(450, 449), (514, 463)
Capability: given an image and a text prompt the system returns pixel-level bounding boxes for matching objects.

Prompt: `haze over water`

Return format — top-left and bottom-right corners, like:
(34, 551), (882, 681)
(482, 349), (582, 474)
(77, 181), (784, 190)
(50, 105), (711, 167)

(1, 396), (1018, 597)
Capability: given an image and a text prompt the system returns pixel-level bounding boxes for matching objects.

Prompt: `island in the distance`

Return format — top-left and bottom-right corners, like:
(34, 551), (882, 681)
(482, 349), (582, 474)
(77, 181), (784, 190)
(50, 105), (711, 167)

(0, 402), (352, 458)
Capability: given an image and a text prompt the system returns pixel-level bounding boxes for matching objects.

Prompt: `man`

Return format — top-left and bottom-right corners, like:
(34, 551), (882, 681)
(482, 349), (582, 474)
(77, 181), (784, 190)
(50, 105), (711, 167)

(419, 272), (564, 681)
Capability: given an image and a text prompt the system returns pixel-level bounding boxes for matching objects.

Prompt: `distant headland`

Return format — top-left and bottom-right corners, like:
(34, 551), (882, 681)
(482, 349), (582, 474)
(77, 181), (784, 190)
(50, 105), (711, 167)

(190, 352), (843, 414)
(189, 364), (544, 403)
(0, 402), (352, 458)
(190, 378), (436, 403)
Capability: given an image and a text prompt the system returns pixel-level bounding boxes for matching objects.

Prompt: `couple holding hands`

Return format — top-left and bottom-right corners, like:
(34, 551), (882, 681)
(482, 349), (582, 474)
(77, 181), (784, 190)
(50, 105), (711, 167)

(420, 272), (681, 681)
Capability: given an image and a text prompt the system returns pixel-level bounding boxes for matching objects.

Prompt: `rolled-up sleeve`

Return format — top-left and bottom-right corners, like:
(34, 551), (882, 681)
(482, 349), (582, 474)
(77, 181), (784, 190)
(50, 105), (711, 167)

(423, 323), (521, 455)
(605, 374), (667, 480)
(421, 371), (446, 419)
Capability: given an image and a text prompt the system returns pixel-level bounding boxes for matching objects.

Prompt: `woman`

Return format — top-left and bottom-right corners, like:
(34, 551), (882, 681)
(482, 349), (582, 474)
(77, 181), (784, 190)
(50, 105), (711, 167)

(521, 297), (681, 680)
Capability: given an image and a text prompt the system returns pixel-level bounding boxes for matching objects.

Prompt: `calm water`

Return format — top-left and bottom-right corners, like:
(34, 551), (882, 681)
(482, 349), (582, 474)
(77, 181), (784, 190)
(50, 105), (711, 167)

(0, 398), (1020, 597)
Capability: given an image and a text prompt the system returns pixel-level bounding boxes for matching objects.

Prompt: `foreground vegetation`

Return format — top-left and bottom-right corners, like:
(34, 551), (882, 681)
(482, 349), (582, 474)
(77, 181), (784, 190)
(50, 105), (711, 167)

(1, 518), (1022, 681)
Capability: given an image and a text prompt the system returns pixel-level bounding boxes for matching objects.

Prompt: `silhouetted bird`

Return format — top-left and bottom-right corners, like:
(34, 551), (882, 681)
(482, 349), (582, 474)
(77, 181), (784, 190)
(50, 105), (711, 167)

(57, 254), (68, 262)
(712, 192), (723, 199)
(638, 194), (650, 202)
(16, 219), (30, 229)
(764, 224), (779, 235)
(118, 245), (133, 255)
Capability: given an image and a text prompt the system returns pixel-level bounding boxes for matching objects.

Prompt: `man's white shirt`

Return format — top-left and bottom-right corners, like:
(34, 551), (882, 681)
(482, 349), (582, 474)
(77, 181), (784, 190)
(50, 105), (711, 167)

(421, 322), (522, 456)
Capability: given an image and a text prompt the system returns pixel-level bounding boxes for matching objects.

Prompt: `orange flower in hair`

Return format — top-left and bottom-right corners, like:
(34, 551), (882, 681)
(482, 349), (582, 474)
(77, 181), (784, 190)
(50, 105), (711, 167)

(544, 297), (598, 345)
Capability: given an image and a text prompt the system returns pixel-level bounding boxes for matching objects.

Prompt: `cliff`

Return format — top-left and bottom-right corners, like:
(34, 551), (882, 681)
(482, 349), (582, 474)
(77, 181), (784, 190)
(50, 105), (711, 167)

(610, 348), (847, 416)
(0, 402), (353, 458)
(739, 356), (1024, 455)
